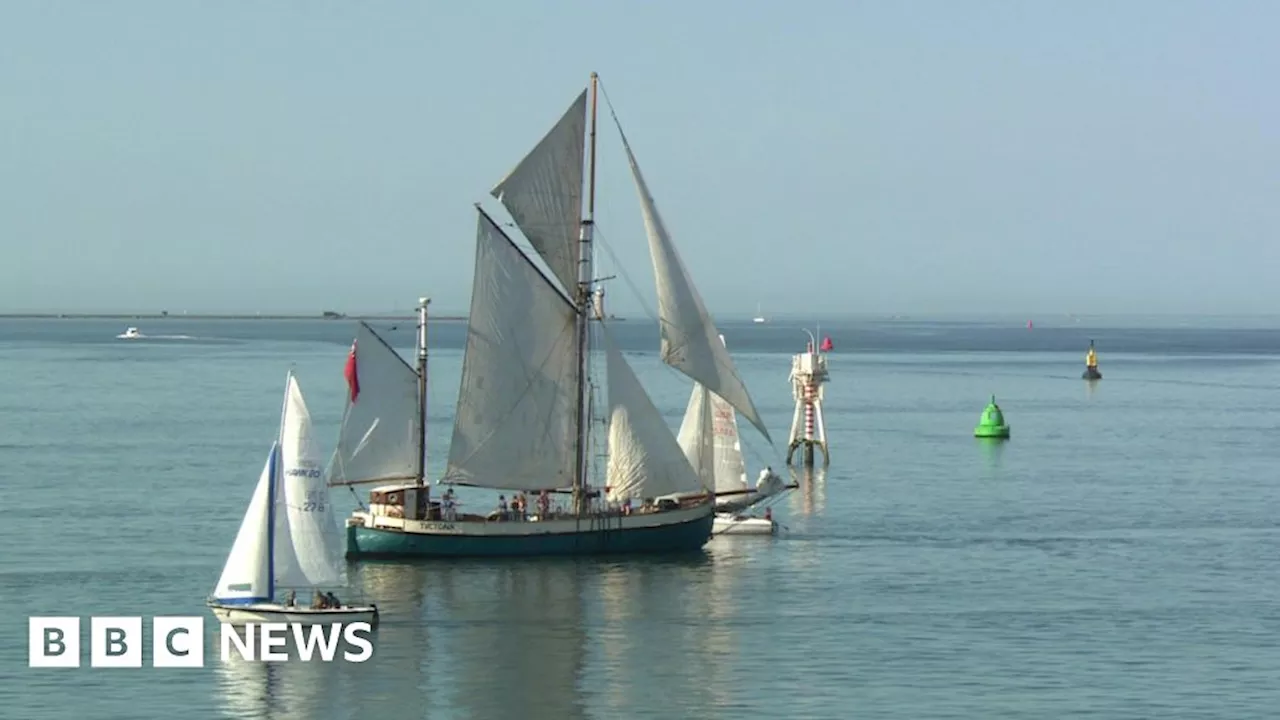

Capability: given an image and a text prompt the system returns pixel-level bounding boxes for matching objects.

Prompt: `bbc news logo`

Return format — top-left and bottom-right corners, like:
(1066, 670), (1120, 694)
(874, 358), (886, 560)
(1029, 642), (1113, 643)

(29, 617), (374, 667)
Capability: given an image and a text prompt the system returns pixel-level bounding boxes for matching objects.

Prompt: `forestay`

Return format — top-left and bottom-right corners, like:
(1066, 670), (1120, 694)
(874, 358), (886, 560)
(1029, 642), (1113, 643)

(211, 444), (277, 603)
(274, 374), (343, 588)
(443, 212), (580, 492)
(490, 89), (588, 294)
(603, 330), (704, 501)
(618, 137), (773, 444)
(328, 323), (421, 486)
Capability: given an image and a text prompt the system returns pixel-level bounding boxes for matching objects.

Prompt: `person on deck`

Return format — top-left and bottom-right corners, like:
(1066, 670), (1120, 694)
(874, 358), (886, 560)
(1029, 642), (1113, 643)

(443, 488), (458, 521)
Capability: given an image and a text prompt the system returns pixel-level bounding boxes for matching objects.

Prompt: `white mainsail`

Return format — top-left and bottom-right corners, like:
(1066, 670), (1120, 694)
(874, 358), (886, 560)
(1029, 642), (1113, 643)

(274, 373), (343, 588)
(328, 322), (421, 487)
(677, 386), (749, 497)
(211, 444), (277, 602)
(443, 212), (580, 492)
(491, 89), (588, 294)
(618, 136), (772, 444)
(677, 334), (749, 496)
(604, 331), (705, 501)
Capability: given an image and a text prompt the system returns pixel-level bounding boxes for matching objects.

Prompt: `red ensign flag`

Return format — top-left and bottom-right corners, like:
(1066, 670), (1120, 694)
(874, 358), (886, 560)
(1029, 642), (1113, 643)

(344, 340), (360, 403)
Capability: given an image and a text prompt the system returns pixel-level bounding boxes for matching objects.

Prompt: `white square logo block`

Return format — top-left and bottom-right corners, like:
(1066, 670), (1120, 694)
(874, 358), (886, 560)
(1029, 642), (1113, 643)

(29, 617), (80, 667)
(153, 616), (205, 667)
(91, 616), (143, 668)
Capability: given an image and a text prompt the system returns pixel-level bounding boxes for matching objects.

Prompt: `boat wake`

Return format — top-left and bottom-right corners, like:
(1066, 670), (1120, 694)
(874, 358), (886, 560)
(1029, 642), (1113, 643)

(116, 329), (199, 341)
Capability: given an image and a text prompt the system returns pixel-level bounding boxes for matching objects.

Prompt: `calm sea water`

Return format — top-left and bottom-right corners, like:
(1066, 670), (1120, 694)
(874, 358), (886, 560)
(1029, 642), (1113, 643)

(2, 316), (1279, 719)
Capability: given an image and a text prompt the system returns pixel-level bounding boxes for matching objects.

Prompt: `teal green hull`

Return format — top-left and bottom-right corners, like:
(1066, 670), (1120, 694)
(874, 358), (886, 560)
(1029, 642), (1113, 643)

(346, 512), (714, 559)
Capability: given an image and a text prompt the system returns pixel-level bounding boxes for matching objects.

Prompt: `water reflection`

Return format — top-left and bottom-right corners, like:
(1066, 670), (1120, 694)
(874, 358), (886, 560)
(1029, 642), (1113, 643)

(976, 436), (1007, 469)
(787, 467), (826, 515)
(210, 555), (754, 720)
(211, 563), (433, 719)
(594, 554), (724, 718)
(429, 559), (589, 720)
(212, 632), (350, 719)
(351, 561), (432, 707)
(1085, 377), (1099, 400)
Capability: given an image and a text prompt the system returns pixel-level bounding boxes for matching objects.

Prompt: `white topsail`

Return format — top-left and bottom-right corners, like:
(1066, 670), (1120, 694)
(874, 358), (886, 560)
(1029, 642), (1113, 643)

(443, 212), (580, 492)
(274, 374), (343, 588)
(490, 89), (588, 295)
(604, 330), (705, 501)
(618, 138), (773, 444)
(328, 323), (421, 487)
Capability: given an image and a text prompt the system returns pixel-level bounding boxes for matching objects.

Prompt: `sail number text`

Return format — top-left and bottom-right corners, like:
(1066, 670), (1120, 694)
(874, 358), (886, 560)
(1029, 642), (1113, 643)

(302, 490), (326, 512)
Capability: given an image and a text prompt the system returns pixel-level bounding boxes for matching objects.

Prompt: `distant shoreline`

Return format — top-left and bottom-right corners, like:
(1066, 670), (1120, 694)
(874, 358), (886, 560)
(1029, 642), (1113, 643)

(0, 312), (631, 322)
(0, 313), (467, 321)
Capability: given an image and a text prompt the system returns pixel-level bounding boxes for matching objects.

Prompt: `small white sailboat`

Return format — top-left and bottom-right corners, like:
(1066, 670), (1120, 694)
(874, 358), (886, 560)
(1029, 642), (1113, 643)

(752, 303), (766, 324)
(208, 371), (379, 626)
(677, 335), (792, 536)
(117, 327), (142, 339)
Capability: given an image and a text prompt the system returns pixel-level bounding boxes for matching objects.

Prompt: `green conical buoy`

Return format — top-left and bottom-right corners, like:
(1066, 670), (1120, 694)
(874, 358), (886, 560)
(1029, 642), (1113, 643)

(974, 395), (1010, 438)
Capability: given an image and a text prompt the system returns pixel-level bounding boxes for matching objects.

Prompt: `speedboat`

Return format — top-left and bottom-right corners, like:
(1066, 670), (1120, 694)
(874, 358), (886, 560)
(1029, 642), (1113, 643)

(117, 327), (142, 339)
(712, 512), (777, 536)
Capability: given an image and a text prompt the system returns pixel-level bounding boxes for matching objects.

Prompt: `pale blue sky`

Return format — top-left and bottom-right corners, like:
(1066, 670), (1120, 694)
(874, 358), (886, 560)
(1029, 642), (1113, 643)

(1, 1), (1276, 317)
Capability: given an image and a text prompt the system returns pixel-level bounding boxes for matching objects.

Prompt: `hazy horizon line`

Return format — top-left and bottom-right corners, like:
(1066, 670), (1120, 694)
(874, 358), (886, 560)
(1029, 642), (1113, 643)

(6, 308), (1280, 321)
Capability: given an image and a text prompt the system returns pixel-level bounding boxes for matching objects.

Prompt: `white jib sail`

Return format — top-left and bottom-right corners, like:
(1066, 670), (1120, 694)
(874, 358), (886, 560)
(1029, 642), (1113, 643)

(443, 212), (580, 492)
(604, 330), (704, 502)
(676, 382), (714, 491)
(274, 373), (343, 589)
(490, 89), (588, 294)
(211, 443), (277, 602)
(619, 138), (772, 444)
(329, 322), (421, 486)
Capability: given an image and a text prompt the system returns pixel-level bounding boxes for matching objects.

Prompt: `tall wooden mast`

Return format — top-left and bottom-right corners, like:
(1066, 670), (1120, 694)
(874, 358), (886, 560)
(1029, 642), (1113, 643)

(572, 72), (599, 516)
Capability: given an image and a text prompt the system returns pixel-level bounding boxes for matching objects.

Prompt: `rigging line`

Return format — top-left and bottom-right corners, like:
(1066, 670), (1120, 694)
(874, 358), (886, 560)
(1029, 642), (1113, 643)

(593, 226), (661, 326)
(597, 227), (780, 466)
(598, 80), (772, 417)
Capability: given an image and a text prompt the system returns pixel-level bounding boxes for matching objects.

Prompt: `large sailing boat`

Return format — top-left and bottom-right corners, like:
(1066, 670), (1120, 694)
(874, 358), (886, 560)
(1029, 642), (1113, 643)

(338, 73), (773, 558)
(208, 371), (379, 625)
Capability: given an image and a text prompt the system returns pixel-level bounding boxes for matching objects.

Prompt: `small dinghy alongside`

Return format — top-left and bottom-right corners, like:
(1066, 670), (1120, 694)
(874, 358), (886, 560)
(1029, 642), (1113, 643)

(713, 508), (777, 536)
(208, 371), (378, 627)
